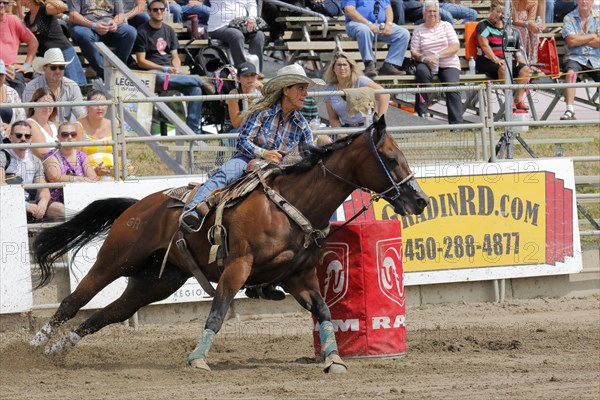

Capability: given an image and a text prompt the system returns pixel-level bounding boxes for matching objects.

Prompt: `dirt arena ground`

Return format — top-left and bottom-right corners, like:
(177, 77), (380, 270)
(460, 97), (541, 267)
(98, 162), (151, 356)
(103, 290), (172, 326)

(1, 295), (598, 400)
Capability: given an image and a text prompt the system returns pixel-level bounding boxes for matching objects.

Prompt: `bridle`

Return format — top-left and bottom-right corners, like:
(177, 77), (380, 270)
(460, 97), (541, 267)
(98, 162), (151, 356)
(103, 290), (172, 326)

(318, 128), (414, 242)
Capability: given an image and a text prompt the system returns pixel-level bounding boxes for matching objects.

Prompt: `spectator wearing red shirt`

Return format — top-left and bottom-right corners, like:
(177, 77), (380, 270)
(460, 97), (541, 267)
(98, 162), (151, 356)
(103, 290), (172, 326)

(0, 0), (39, 96)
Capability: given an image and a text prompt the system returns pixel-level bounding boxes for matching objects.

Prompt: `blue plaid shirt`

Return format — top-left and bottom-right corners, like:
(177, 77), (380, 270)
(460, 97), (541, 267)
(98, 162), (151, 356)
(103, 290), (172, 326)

(236, 102), (314, 159)
(562, 9), (600, 69)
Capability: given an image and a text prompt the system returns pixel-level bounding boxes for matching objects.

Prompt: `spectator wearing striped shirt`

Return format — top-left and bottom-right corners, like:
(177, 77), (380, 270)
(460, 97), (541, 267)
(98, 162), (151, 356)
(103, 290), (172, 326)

(410, 0), (462, 124)
(180, 64), (324, 232)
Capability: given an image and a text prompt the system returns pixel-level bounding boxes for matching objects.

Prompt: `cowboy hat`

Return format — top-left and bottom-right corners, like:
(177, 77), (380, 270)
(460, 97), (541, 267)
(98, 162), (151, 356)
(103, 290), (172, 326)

(32, 48), (74, 72)
(262, 64), (324, 96)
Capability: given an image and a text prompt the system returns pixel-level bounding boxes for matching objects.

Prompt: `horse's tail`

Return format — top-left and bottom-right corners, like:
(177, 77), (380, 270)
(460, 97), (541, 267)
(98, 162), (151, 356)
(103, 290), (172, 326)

(32, 197), (138, 288)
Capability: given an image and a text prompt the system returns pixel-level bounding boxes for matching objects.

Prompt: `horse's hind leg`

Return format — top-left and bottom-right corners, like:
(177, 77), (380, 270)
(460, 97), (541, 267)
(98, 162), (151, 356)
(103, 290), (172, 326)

(44, 262), (189, 355)
(285, 272), (347, 374)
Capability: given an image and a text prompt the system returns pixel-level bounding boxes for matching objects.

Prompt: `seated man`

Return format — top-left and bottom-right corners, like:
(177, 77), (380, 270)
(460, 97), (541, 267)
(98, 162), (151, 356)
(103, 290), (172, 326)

(123, 0), (151, 28)
(135, 0), (206, 134)
(0, 2), (39, 96)
(342, 0), (411, 77)
(67, 0), (137, 80)
(559, 0), (599, 121)
(23, 48), (87, 124)
(0, 121), (63, 222)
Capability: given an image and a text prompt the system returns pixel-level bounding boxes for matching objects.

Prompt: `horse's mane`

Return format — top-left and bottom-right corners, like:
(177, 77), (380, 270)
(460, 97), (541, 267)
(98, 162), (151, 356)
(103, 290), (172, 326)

(278, 129), (366, 176)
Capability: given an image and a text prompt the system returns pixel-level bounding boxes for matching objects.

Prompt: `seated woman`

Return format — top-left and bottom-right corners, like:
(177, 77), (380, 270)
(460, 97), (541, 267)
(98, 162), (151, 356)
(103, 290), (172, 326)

(476, 1), (532, 111)
(43, 122), (98, 216)
(77, 90), (114, 177)
(323, 51), (390, 128)
(410, 0), (463, 124)
(208, 0), (264, 71)
(26, 87), (58, 159)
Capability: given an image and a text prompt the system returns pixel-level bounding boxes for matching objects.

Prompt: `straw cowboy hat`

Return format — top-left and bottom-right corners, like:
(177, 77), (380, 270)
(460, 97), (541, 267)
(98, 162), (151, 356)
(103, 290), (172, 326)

(32, 48), (74, 72)
(262, 64), (325, 96)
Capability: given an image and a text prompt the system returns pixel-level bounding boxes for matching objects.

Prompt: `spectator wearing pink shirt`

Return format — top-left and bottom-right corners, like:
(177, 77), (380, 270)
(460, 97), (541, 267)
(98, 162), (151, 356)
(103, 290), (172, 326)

(410, 0), (462, 125)
(0, 0), (39, 96)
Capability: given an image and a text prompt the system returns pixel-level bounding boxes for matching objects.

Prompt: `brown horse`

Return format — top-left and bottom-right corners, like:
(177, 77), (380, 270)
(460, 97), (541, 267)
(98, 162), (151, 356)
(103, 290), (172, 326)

(30, 116), (429, 372)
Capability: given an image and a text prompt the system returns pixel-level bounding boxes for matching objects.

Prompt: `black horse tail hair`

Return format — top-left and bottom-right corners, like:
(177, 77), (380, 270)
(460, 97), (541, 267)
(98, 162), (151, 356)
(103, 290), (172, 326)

(32, 197), (138, 289)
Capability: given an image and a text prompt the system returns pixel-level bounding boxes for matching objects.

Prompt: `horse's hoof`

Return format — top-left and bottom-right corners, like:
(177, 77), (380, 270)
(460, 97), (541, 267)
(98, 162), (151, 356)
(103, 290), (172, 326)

(323, 353), (347, 374)
(30, 332), (50, 347)
(189, 358), (211, 371)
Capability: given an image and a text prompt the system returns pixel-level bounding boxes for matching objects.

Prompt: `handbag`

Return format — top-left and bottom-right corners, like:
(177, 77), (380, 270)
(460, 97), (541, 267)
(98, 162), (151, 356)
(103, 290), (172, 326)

(228, 17), (269, 36)
(538, 37), (560, 78)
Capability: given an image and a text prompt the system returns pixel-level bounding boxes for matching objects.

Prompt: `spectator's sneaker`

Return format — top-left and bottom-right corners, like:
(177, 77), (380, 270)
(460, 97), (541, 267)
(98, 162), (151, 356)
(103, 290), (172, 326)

(513, 101), (529, 111)
(364, 62), (377, 78)
(560, 110), (576, 120)
(378, 63), (406, 76)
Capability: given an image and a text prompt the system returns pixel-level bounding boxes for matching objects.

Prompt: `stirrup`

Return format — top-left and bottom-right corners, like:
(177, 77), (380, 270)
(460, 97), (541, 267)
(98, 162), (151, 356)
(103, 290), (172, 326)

(179, 210), (204, 234)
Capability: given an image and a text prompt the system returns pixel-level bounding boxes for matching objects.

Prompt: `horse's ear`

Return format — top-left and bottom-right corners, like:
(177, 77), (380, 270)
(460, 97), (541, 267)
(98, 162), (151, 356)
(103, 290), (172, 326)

(374, 113), (387, 147)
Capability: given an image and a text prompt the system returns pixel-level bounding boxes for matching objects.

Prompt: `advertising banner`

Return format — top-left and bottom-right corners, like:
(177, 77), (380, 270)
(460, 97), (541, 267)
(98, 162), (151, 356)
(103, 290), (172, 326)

(336, 159), (582, 285)
(112, 70), (156, 136)
(0, 186), (33, 313)
(313, 221), (406, 358)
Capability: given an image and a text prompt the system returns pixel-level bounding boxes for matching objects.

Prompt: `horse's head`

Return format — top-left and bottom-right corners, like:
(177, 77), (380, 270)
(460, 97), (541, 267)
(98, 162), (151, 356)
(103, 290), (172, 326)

(359, 115), (429, 216)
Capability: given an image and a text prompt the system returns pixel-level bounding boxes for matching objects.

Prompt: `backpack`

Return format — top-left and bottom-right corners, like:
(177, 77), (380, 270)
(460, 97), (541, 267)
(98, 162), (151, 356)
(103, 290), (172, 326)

(202, 64), (239, 131)
(191, 45), (230, 77)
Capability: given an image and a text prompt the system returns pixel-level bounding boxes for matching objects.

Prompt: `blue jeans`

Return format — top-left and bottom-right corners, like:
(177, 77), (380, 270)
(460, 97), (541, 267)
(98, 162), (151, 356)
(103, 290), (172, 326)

(127, 13), (151, 29)
(62, 46), (87, 85)
(547, 0), (577, 23)
(439, 3), (477, 24)
(346, 21), (410, 67)
(154, 72), (204, 134)
(168, 3), (210, 23)
(184, 153), (250, 212)
(69, 24), (137, 79)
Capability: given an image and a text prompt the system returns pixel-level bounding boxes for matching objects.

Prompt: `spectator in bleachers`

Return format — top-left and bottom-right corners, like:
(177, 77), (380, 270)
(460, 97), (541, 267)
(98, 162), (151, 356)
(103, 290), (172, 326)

(77, 89), (114, 176)
(410, 0), (462, 124)
(67, 0), (137, 80)
(23, 48), (87, 123)
(225, 61), (263, 132)
(0, 59), (26, 137)
(342, 0), (411, 77)
(476, 1), (532, 111)
(0, 120), (64, 221)
(122, 0), (150, 28)
(134, 0), (205, 135)
(513, 0), (543, 65)
(546, 0), (578, 23)
(323, 51), (389, 126)
(20, 0), (87, 85)
(168, 0), (210, 24)
(26, 87), (58, 159)
(0, 0), (39, 96)
(559, 0), (599, 121)
(43, 121), (98, 210)
(208, 0), (265, 71)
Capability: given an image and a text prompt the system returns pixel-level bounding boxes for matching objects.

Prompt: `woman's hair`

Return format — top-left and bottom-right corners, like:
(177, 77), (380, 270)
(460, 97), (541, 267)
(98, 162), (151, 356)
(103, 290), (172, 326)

(86, 89), (106, 101)
(241, 89), (283, 120)
(57, 121), (75, 135)
(322, 51), (361, 89)
(27, 87), (58, 120)
(423, 0), (440, 18)
(490, 0), (504, 11)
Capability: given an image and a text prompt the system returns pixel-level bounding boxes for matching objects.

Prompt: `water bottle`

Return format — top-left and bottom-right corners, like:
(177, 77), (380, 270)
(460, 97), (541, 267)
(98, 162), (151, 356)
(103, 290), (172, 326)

(364, 108), (373, 127)
(190, 15), (199, 39)
(535, 15), (544, 30)
(309, 116), (320, 131)
(165, 4), (172, 24)
(468, 57), (476, 75)
(431, 53), (439, 75)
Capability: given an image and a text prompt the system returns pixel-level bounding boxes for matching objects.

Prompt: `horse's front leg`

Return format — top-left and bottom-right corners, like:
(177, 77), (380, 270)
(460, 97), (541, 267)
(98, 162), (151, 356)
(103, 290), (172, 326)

(188, 255), (252, 371)
(285, 272), (348, 374)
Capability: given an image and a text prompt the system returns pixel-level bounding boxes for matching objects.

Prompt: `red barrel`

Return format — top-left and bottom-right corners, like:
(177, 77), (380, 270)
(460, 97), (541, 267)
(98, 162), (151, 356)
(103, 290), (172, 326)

(313, 220), (406, 358)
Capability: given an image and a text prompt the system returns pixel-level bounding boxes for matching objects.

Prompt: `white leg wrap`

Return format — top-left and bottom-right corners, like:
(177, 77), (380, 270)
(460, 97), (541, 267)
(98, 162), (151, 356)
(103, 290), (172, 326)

(30, 322), (53, 347)
(44, 331), (81, 355)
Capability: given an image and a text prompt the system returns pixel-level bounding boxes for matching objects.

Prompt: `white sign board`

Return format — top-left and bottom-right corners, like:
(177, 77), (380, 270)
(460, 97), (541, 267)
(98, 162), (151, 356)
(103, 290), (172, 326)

(0, 185), (33, 313)
(112, 70), (156, 135)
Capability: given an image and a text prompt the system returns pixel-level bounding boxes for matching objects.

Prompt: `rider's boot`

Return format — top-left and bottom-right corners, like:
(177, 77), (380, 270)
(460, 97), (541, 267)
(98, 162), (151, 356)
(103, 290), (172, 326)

(180, 201), (210, 233)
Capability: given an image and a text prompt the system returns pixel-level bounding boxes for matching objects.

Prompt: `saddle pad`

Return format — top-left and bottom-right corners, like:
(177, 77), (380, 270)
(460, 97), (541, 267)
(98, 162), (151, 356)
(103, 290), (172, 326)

(163, 185), (195, 204)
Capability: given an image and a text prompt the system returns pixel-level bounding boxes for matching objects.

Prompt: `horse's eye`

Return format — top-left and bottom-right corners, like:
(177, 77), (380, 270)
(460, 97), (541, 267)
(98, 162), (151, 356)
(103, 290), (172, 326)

(387, 157), (397, 165)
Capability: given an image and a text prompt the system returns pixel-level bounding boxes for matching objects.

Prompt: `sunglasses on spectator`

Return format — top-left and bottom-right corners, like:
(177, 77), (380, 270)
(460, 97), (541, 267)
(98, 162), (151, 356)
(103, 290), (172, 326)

(150, 7), (165, 12)
(0, 1), (9, 5)
(14, 133), (32, 139)
(60, 131), (78, 138)
(47, 65), (66, 71)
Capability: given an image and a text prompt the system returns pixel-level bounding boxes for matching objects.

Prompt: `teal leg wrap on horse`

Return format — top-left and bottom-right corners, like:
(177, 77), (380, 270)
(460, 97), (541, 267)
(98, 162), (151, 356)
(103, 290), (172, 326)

(187, 329), (215, 364)
(319, 321), (339, 357)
